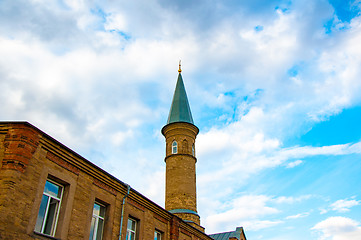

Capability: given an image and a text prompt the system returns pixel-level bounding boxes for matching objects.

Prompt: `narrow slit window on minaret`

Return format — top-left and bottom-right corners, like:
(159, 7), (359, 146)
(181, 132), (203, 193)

(172, 141), (178, 154)
(192, 144), (195, 156)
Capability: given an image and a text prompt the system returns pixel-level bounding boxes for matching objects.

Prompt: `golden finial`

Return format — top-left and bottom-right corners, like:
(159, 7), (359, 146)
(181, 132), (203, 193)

(178, 60), (182, 73)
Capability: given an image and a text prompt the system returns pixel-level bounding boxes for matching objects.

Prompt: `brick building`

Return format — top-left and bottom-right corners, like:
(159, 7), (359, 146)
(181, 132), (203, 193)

(0, 67), (246, 240)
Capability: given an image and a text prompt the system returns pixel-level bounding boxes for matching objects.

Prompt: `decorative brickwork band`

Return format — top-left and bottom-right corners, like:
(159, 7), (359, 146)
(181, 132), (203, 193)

(2, 125), (40, 173)
(46, 151), (80, 175)
(127, 198), (146, 211)
(153, 212), (168, 224)
(92, 178), (117, 196)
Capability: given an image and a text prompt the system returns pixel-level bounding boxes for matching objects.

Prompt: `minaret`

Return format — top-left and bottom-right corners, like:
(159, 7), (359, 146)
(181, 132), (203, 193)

(162, 63), (203, 231)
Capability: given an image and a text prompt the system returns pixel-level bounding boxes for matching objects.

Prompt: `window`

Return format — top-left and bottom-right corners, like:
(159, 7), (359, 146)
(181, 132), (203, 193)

(154, 230), (162, 240)
(34, 180), (63, 236)
(126, 218), (137, 240)
(172, 141), (177, 154)
(192, 144), (195, 156)
(89, 202), (106, 240)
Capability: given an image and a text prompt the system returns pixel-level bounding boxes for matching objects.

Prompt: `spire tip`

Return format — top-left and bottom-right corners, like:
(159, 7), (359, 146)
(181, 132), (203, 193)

(178, 60), (182, 73)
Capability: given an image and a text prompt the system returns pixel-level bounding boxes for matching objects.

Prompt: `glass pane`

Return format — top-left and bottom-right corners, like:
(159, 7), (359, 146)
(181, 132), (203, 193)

(44, 181), (62, 198)
(43, 198), (59, 235)
(89, 217), (96, 240)
(99, 205), (106, 217)
(155, 231), (161, 240)
(126, 231), (133, 240)
(127, 219), (136, 231)
(172, 141), (177, 153)
(35, 195), (49, 232)
(93, 203), (105, 217)
(131, 220), (136, 231)
(126, 218), (136, 240)
(96, 218), (104, 240)
(93, 203), (101, 216)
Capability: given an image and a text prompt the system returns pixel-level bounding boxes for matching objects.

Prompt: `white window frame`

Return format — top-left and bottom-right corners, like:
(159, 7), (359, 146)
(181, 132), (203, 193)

(126, 218), (137, 240)
(35, 179), (63, 236)
(154, 230), (162, 240)
(89, 202), (106, 240)
(172, 141), (178, 154)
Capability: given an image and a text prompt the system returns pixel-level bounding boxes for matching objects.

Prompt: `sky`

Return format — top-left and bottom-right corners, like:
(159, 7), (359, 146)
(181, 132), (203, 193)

(1, 0), (361, 239)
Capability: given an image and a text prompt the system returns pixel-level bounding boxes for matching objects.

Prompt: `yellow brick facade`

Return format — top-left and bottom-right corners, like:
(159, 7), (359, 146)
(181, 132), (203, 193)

(0, 122), (213, 240)
(162, 122), (203, 231)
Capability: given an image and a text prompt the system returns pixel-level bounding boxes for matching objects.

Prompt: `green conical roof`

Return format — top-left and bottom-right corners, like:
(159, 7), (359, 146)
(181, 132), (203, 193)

(167, 73), (194, 125)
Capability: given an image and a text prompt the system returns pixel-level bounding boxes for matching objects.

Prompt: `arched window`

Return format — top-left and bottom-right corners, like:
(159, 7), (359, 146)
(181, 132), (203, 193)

(192, 144), (195, 156)
(172, 141), (178, 154)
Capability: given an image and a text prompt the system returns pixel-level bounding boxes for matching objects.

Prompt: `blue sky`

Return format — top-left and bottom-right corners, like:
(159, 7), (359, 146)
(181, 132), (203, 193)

(1, 0), (361, 239)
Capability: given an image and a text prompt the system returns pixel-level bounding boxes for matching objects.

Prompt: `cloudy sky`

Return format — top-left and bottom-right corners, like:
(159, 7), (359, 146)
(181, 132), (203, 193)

(1, 0), (361, 239)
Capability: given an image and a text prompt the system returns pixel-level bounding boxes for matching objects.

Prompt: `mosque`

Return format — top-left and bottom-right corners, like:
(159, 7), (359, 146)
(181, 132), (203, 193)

(0, 65), (246, 240)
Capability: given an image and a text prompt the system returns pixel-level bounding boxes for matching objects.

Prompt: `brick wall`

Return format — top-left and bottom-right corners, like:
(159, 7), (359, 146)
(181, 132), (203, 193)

(162, 122), (203, 230)
(0, 122), (212, 240)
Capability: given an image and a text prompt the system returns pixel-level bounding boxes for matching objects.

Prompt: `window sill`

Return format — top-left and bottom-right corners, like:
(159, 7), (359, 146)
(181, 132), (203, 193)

(33, 231), (61, 240)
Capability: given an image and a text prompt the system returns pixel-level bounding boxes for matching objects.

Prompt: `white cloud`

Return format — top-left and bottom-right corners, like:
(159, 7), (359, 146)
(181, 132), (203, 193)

(320, 198), (361, 214)
(138, 169), (165, 206)
(273, 195), (312, 204)
(105, 12), (128, 32)
(204, 195), (280, 233)
(241, 220), (284, 231)
(312, 217), (361, 240)
(286, 212), (310, 220)
(320, 208), (329, 215)
(197, 114), (361, 189)
(286, 160), (303, 168)
(279, 144), (355, 158)
(63, 0), (86, 11)
(204, 194), (312, 233)
(331, 198), (361, 213)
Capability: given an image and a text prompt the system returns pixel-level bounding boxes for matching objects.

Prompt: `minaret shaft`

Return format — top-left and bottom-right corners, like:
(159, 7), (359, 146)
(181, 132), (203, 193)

(162, 71), (204, 231)
(164, 123), (198, 208)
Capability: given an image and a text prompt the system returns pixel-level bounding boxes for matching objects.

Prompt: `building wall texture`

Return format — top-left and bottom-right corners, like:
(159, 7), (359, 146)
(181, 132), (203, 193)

(0, 122), (213, 240)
